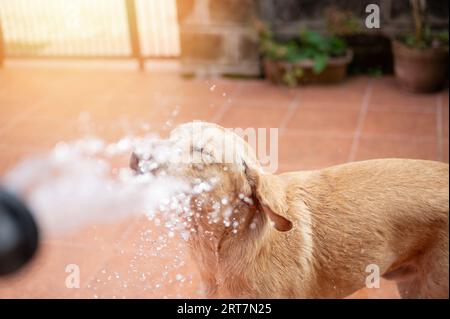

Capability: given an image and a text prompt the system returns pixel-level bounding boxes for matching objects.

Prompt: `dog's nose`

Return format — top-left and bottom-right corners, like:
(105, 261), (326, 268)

(130, 152), (141, 173)
(130, 152), (162, 175)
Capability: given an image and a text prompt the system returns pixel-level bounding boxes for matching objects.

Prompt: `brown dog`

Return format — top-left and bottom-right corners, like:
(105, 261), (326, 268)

(131, 122), (449, 298)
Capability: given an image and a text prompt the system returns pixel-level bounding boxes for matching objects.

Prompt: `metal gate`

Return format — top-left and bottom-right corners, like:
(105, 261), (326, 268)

(0, 0), (180, 68)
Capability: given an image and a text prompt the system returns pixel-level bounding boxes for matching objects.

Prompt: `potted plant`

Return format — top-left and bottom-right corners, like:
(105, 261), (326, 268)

(257, 23), (353, 87)
(392, 0), (449, 92)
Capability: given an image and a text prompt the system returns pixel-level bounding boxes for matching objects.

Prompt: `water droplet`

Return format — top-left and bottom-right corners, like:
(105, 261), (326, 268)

(175, 274), (184, 281)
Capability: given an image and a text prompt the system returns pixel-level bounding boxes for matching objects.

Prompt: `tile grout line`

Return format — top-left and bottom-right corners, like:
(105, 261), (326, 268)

(210, 82), (243, 124)
(436, 93), (443, 162)
(347, 79), (374, 162)
(278, 92), (300, 134)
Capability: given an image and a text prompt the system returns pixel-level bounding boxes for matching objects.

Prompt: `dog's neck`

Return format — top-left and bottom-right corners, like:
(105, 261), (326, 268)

(187, 175), (315, 297)
(213, 205), (300, 297)
(191, 195), (315, 298)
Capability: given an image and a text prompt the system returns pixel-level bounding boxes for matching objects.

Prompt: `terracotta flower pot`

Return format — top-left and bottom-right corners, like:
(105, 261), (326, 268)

(263, 50), (353, 86)
(392, 40), (449, 93)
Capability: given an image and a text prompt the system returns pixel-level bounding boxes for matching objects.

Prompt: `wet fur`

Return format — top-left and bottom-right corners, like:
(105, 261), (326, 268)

(133, 122), (449, 298)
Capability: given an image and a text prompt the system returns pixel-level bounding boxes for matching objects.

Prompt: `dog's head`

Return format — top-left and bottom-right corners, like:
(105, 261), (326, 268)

(130, 122), (292, 245)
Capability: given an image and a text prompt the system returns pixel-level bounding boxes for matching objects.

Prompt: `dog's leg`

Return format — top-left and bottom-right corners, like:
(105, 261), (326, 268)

(383, 263), (417, 282)
(396, 278), (423, 298)
(395, 273), (447, 299)
(395, 232), (449, 299)
(383, 263), (422, 298)
(415, 234), (449, 298)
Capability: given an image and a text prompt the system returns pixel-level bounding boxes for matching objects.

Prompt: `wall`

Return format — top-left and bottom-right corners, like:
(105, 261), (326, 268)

(176, 0), (260, 77)
(176, 0), (449, 76)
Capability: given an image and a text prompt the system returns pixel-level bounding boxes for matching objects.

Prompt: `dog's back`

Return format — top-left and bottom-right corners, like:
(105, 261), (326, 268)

(282, 159), (449, 298)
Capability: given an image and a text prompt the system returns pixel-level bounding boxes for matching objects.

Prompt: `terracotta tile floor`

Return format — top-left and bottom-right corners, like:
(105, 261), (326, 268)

(0, 67), (448, 299)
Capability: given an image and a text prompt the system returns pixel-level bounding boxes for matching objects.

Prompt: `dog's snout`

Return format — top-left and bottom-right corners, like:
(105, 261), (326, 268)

(130, 152), (141, 173)
(130, 151), (162, 175)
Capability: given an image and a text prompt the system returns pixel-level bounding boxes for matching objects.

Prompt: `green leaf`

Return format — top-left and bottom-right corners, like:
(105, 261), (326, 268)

(329, 37), (346, 56)
(260, 25), (348, 70)
(313, 54), (328, 74)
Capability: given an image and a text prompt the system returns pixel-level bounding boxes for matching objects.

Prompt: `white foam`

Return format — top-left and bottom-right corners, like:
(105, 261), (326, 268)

(2, 136), (188, 237)
(0, 130), (248, 297)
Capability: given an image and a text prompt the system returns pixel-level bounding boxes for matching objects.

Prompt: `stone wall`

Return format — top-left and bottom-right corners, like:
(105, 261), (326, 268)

(176, 0), (449, 77)
(176, 0), (260, 77)
(257, 0), (448, 37)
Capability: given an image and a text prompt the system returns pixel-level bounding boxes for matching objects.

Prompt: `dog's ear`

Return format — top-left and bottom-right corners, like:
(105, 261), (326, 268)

(244, 163), (293, 232)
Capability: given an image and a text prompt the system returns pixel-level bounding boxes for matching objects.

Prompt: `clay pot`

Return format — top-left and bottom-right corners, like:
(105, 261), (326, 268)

(392, 40), (449, 93)
(263, 50), (353, 86)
